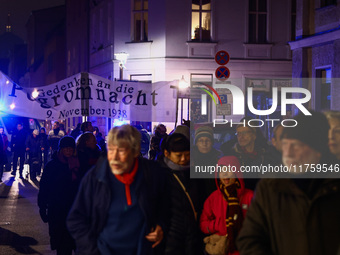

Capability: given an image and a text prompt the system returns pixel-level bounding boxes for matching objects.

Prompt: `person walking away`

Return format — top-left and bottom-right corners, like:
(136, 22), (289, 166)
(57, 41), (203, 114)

(11, 123), (27, 178)
(38, 136), (80, 255)
(76, 132), (101, 179)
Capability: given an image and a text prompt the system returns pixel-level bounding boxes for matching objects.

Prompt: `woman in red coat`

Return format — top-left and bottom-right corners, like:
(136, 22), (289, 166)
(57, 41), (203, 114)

(200, 156), (253, 255)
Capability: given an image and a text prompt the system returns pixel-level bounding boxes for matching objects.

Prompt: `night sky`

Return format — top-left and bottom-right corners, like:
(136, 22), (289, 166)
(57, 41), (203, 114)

(0, 0), (65, 41)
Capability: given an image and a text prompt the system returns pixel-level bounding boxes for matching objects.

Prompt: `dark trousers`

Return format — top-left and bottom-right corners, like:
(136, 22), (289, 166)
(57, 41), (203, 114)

(40, 150), (49, 169)
(12, 151), (25, 176)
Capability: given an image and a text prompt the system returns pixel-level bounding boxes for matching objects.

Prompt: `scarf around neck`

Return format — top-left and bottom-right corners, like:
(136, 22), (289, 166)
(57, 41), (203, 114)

(114, 158), (139, 206)
(219, 181), (244, 252)
(163, 157), (190, 171)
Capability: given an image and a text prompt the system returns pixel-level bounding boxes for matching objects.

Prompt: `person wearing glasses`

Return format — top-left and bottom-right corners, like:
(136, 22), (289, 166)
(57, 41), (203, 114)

(231, 118), (272, 191)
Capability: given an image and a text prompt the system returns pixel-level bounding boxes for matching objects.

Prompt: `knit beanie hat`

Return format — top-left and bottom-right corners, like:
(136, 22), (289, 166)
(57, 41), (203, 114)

(58, 136), (76, 149)
(195, 126), (214, 144)
(173, 125), (190, 141)
(281, 110), (330, 156)
(33, 129), (39, 136)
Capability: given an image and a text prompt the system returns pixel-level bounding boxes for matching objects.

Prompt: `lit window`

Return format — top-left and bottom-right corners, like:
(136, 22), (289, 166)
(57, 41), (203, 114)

(133, 0), (148, 42)
(248, 0), (267, 43)
(191, 0), (211, 42)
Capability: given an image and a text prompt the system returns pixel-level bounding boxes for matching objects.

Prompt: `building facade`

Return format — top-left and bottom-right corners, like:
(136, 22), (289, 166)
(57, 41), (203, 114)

(69, 0), (293, 133)
(289, 0), (340, 112)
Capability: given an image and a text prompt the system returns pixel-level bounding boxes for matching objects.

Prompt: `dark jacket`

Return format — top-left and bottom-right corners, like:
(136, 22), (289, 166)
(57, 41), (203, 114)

(39, 132), (48, 151)
(237, 178), (340, 255)
(48, 128), (64, 152)
(67, 156), (169, 255)
(231, 143), (276, 190)
(11, 128), (27, 153)
(192, 146), (222, 200)
(0, 133), (5, 165)
(70, 127), (82, 140)
(77, 146), (101, 179)
(26, 134), (42, 161)
(38, 152), (79, 250)
(161, 158), (204, 255)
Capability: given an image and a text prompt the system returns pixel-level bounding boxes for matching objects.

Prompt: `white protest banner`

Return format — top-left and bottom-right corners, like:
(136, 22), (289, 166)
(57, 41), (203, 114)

(0, 72), (177, 122)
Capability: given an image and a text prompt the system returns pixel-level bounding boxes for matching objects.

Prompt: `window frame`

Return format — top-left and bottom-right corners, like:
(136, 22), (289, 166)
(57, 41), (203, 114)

(315, 67), (332, 111)
(191, 0), (212, 42)
(248, 0), (268, 44)
(132, 0), (148, 42)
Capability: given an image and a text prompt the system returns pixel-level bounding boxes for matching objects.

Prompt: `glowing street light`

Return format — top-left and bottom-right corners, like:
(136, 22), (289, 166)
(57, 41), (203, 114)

(32, 89), (39, 99)
(10, 103), (15, 110)
(178, 75), (189, 89)
(114, 52), (129, 80)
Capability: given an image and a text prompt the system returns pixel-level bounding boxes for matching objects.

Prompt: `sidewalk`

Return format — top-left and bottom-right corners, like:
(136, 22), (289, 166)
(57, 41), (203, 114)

(0, 169), (55, 255)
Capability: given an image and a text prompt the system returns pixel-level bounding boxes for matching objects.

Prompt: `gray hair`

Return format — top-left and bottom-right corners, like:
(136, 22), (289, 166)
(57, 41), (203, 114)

(107, 125), (141, 155)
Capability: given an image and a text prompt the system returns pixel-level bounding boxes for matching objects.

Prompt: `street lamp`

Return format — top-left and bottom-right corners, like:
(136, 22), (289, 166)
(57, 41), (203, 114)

(114, 52), (129, 80)
(178, 75), (189, 89)
(32, 89), (39, 99)
(171, 75), (190, 127)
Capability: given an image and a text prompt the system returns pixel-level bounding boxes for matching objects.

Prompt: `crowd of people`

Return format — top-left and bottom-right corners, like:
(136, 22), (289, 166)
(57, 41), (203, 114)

(1, 110), (340, 255)
(0, 121), (104, 182)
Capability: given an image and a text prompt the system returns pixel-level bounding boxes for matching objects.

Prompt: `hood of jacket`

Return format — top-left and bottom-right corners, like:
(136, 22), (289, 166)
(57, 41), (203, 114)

(215, 155), (246, 198)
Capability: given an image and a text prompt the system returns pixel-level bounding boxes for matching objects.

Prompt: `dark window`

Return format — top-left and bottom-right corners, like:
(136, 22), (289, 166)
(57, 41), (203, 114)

(291, 0), (296, 41)
(248, 0), (267, 43)
(133, 0), (148, 42)
(320, 0), (336, 8)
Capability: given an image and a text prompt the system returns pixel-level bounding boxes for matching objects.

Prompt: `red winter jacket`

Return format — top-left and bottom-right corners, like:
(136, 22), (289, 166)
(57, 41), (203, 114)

(200, 171), (253, 255)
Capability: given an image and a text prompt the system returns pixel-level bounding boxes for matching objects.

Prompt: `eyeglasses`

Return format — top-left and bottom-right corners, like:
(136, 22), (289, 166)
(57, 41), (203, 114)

(235, 131), (253, 136)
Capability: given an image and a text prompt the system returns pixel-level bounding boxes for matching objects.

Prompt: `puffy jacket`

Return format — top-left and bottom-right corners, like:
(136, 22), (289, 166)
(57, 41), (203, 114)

(200, 171), (253, 255)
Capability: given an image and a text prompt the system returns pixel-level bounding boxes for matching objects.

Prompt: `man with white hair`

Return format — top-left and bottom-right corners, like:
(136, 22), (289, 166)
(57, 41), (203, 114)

(67, 125), (168, 255)
(237, 111), (340, 255)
